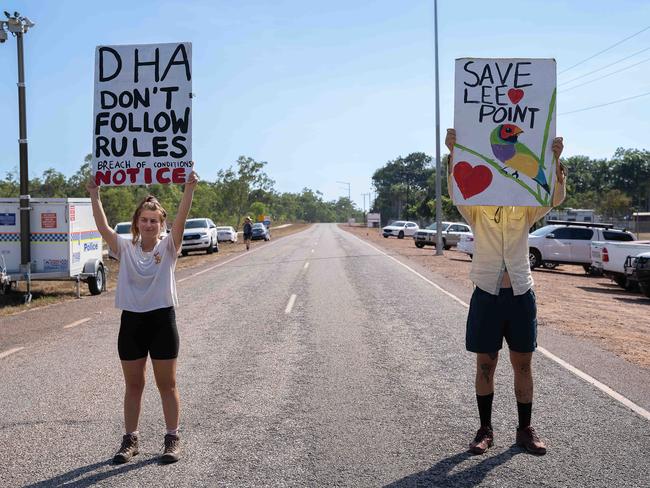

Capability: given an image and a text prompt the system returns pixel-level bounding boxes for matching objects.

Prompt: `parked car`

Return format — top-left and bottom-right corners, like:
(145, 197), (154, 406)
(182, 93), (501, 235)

(458, 233), (475, 258)
(382, 220), (419, 239)
(591, 240), (650, 288)
(413, 221), (471, 249)
(110, 221), (168, 259)
(624, 252), (650, 297)
(216, 226), (238, 243)
(114, 221), (132, 241)
(528, 222), (636, 272)
(181, 218), (219, 256)
(251, 222), (271, 241)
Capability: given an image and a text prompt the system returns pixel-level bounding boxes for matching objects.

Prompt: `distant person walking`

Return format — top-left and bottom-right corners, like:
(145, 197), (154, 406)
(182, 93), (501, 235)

(243, 216), (253, 250)
(87, 170), (198, 464)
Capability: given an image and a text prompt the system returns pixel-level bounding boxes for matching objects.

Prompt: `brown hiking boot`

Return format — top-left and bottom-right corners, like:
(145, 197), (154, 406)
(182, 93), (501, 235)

(113, 434), (139, 464)
(469, 426), (494, 454)
(161, 434), (181, 463)
(516, 426), (547, 455)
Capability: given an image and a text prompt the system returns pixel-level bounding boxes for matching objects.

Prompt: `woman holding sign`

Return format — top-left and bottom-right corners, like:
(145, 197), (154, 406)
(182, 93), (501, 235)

(446, 129), (566, 456)
(87, 170), (198, 464)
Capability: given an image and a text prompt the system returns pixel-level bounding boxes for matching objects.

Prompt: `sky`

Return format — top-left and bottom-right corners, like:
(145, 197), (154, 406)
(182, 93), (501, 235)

(1, 0), (648, 210)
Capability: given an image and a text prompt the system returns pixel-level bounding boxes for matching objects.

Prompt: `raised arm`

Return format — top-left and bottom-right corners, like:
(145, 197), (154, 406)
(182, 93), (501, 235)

(86, 179), (119, 255)
(171, 170), (199, 252)
(527, 137), (567, 226)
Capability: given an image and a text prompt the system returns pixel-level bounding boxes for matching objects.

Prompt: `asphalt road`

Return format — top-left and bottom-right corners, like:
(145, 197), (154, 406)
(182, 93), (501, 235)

(0, 223), (648, 487)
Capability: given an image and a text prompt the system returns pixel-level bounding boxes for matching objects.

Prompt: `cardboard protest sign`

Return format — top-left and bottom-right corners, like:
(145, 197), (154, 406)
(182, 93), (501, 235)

(452, 58), (556, 206)
(92, 42), (192, 186)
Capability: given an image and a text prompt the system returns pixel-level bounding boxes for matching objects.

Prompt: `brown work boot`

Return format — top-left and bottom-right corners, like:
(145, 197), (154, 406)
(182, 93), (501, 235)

(469, 426), (494, 454)
(516, 426), (547, 455)
(113, 433), (139, 464)
(161, 433), (181, 463)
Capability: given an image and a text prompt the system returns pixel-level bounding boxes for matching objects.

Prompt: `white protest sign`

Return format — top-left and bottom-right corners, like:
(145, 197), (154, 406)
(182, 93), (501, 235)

(452, 58), (556, 206)
(92, 42), (192, 186)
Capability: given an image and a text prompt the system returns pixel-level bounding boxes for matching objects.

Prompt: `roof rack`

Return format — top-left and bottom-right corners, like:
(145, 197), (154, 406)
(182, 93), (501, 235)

(546, 220), (614, 229)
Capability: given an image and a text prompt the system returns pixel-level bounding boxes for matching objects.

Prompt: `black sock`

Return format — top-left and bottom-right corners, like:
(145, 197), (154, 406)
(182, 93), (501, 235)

(476, 393), (494, 428)
(517, 402), (532, 429)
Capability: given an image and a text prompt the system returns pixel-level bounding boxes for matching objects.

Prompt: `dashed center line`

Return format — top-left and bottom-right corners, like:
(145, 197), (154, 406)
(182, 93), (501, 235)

(0, 347), (24, 360)
(304, 262), (310, 270)
(285, 294), (297, 314)
(63, 318), (91, 329)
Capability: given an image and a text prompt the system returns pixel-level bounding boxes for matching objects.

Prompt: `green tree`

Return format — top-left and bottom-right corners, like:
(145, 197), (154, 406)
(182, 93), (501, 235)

(597, 189), (632, 219)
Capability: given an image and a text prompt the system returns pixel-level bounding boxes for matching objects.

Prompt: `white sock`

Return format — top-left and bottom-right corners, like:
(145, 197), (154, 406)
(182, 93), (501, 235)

(126, 430), (139, 437)
(166, 428), (178, 436)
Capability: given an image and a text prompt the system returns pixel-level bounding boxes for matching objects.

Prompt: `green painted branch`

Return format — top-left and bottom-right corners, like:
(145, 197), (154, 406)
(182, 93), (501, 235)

(454, 143), (545, 205)
(539, 88), (557, 174)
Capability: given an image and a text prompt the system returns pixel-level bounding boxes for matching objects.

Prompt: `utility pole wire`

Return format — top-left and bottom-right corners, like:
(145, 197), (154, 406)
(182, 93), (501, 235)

(559, 46), (650, 86)
(559, 57), (650, 93)
(559, 90), (650, 116)
(559, 26), (650, 75)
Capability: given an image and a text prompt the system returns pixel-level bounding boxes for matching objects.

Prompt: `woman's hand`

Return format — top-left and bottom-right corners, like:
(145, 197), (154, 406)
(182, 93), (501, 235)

(86, 177), (99, 198)
(184, 169), (199, 191)
(445, 128), (456, 152)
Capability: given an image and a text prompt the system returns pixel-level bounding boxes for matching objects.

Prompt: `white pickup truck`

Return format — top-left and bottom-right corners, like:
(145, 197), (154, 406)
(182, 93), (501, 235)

(590, 240), (650, 289)
(529, 221), (636, 273)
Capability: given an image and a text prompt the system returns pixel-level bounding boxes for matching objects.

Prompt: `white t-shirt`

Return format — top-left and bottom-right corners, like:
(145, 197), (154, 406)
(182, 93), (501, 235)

(115, 233), (179, 312)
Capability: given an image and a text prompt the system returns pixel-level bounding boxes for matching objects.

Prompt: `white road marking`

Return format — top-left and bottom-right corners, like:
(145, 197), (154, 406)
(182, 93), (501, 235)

(346, 230), (650, 421)
(285, 294), (297, 314)
(177, 240), (278, 283)
(63, 317), (91, 329)
(304, 262), (310, 270)
(537, 346), (650, 421)
(0, 347), (24, 359)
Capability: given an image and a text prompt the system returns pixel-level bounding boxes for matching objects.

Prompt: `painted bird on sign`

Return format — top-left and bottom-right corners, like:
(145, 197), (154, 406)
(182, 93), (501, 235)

(489, 124), (550, 193)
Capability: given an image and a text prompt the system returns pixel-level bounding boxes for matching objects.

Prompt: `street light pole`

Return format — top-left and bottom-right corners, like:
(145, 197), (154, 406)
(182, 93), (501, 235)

(433, 0), (444, 256)
(336, 180), (351, 224)
(362, 192), (370, 225)
(2, 11), (35, 301)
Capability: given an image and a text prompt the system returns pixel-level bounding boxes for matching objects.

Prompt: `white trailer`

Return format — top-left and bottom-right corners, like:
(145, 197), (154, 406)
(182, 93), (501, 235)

(0, 198), (106, 298)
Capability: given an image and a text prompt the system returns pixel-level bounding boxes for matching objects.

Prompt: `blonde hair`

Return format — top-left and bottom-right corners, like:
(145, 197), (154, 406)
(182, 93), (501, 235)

(131, 195), (167, 244)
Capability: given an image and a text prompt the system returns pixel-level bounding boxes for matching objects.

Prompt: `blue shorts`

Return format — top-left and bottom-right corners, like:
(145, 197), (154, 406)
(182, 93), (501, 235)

(466, 287), (537, 353)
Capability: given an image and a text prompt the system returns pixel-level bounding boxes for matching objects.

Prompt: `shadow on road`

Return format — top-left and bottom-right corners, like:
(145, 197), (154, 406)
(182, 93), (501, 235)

(384, 446), (521, 488)
(24, 457), (160, 488)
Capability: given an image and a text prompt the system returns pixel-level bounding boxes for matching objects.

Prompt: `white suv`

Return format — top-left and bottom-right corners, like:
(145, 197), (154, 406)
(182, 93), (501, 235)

(528, 222), (635, 272)
(382, 220), (419, 239)
(181, 218), (219, 256)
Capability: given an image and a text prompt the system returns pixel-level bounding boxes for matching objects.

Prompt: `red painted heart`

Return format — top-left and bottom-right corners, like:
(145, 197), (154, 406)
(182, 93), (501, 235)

(453, 162), (493, 200)
(508, 88), (524, 104)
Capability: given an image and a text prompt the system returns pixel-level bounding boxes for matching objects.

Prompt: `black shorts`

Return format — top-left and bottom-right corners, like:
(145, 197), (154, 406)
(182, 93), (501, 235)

(466, 287), (537, 353)
(118, 307), (179, 360)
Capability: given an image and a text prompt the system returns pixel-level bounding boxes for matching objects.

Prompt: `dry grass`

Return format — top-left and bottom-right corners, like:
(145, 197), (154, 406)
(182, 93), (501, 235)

(0, 224), (310, 317)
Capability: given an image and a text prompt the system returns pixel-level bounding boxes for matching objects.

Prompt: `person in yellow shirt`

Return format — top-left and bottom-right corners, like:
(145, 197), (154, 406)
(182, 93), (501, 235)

(445, 128), (566, 456)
